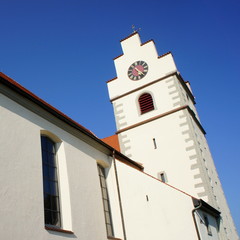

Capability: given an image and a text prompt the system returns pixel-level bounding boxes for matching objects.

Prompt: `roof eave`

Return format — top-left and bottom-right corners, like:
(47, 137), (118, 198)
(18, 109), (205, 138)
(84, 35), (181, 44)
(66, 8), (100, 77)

(0, 72), (143, 171)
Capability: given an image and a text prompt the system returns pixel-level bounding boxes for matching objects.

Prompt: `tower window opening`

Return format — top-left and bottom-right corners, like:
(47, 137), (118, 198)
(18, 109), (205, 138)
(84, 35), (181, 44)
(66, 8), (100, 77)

(138, 93), (154, 114)
(160, 173), (166, 182)
(153, 138), (157, 149)
(158, 171), (167, 183)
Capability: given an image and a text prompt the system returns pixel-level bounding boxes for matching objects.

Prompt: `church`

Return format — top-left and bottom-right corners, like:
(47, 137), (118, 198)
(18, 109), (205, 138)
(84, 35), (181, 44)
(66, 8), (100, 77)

(0, 32), (238, 240)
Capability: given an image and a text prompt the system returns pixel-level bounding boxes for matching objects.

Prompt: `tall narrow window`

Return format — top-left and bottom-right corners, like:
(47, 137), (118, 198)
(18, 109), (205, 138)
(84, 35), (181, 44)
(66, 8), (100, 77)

(138, 93), (154, 114)
(41, 135), (61, 227)
(98, 165), (114, 237)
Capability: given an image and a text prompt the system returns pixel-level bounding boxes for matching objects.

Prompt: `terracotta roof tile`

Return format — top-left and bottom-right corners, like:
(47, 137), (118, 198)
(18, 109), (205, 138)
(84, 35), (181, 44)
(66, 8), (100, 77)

(102, 134), (120, 151)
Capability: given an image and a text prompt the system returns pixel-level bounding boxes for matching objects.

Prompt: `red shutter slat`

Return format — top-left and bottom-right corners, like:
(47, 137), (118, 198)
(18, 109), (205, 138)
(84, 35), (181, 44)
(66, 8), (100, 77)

(138, 93), (154, 114)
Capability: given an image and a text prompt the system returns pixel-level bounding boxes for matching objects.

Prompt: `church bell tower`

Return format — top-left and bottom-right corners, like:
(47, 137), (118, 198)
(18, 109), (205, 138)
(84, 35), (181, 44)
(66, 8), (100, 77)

(106, 32), (238, 240)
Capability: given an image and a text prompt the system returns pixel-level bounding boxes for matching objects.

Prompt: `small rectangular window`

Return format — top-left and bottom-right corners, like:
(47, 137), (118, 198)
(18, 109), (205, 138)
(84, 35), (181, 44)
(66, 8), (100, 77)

(160, 173), (166, 182)
(158, 171), (167, 183)
(153, 138), (157, 149)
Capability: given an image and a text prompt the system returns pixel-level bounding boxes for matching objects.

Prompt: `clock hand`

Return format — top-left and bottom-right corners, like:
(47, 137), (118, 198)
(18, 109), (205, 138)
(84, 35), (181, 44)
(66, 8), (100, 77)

(134, 67), (144, 75)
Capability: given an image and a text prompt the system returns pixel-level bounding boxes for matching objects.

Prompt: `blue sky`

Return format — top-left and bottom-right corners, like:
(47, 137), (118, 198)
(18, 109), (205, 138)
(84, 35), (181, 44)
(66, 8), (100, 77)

(1, 0), (239, 235)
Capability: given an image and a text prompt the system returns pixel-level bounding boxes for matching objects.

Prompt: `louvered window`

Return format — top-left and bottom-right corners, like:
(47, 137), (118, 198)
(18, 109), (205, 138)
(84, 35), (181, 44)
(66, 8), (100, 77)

(138, 93), (154, 114)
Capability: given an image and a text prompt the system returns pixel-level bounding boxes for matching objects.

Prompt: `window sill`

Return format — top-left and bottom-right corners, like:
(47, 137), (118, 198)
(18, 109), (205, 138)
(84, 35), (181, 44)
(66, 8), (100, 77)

(107, 237), (122, 240)
(45, 226), (74, 234)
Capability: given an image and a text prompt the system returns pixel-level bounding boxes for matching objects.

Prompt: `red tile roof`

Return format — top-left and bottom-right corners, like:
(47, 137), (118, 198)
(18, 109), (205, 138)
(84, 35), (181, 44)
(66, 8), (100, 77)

(102, 135), (120, 151)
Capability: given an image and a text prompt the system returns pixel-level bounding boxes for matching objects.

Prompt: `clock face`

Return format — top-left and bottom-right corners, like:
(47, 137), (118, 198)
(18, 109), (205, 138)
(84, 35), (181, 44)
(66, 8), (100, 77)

(128, 61), (148, 80)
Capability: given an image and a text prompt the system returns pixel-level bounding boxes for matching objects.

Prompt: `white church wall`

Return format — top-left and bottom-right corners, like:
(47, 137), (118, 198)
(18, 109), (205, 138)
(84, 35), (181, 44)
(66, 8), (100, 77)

(191, 117), (237, 239)
(112, 76), (181, 131)
(0, 92), (109, 240)
(0, 86), (223, 240)
(115, 160), (202, 240)
(118, 109), (199, 196)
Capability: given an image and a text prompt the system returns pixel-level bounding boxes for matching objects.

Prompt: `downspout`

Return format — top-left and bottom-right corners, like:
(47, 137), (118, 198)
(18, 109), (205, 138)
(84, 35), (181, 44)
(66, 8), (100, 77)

(192, 200), (202, 240)
(112, 150), (127, 240)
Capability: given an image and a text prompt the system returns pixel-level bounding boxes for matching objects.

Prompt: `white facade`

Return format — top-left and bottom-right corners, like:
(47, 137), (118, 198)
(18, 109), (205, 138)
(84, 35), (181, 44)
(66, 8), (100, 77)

(107, 32), (238, 240)
(115, 160), (220, 240)
(0, 89), (109, 239)
(0, 71), (221, 240)
(0, 32), (236, 240)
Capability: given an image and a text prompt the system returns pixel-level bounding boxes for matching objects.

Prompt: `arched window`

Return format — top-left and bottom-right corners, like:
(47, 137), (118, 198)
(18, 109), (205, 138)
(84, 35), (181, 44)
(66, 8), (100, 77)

(41, 135), (61, 227)
(138, 93), (154, 114)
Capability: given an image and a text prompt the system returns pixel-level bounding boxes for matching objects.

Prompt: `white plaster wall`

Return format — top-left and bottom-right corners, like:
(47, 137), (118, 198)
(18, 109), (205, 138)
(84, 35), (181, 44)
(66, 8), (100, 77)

(112, 76), (181, 131)
(0, 93), (109, 240)
(116, 160), (200, 240)
(117, 98), (238, 239)
(118, 109), (199, 196)
(191, 118), (239, 240)
(108, 34), (177, 100)
(175, 79), (200, 120)
(115, 93), (238, 239)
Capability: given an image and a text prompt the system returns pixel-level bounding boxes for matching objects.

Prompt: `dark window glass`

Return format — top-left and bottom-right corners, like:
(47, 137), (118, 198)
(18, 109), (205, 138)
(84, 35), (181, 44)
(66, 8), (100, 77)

(48, 166), (57, 181)
(41, 135), (61, 227)
(204, 215), (212, 236)
(153, 138), (157, 149)
(138, 93), (154, 114)
(98, 165), (114, 237)
(160, 173), (166, 183)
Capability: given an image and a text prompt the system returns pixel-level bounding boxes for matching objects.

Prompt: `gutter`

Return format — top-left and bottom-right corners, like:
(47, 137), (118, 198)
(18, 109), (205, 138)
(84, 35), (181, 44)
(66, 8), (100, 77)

(192, 199), (202, 240)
